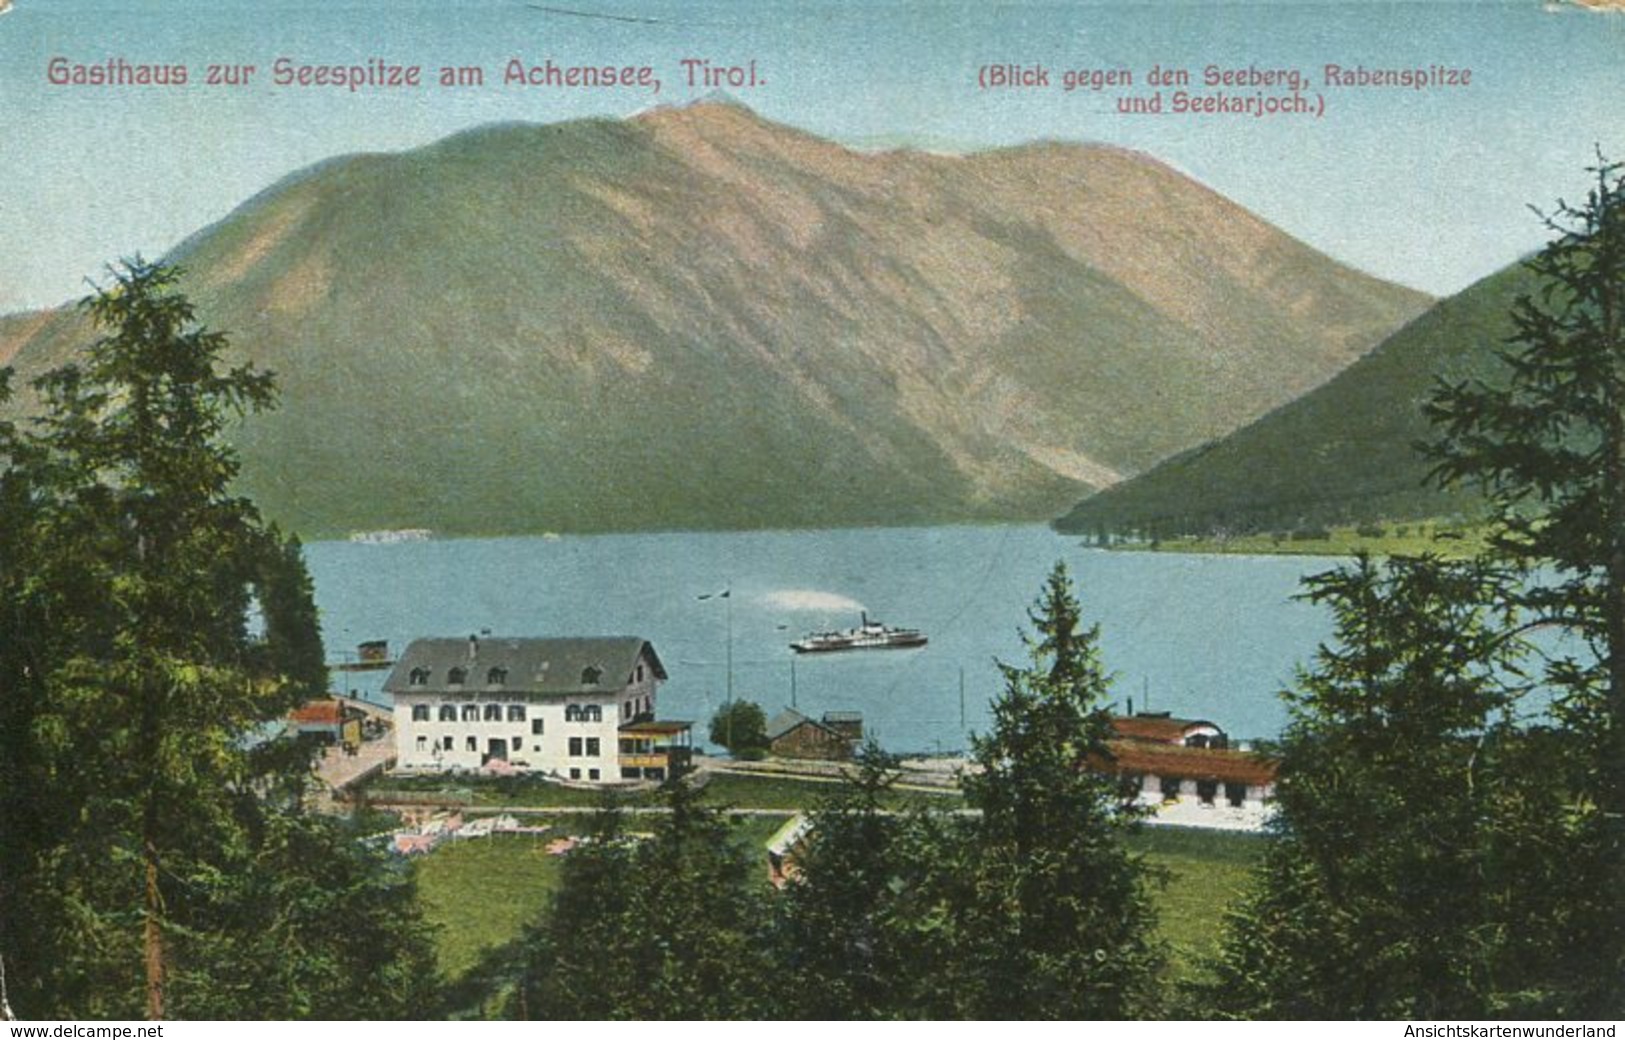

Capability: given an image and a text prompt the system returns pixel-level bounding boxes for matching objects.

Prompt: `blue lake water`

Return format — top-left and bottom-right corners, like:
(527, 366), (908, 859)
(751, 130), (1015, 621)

(304, 525), (1343, 753)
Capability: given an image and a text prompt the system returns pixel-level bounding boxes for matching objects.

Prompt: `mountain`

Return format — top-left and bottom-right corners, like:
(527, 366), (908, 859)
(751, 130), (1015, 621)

(1055, 261), (1536, 538)
(0, 310), (56, 368)
(0, 102), (1428, 537)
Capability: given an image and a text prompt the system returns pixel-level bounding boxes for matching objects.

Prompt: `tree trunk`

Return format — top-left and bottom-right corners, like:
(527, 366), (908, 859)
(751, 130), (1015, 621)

(1605, 233), (1625, 892)
(140, 665), (165, 1020)
(142, 833), (163, 1020)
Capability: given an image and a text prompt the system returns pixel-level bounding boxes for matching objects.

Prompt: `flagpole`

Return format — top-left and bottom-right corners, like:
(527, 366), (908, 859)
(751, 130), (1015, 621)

(699, 586), (735, 708)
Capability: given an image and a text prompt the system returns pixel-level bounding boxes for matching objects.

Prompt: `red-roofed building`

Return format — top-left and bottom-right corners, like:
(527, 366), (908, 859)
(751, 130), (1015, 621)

(290, 700), (344, 727)
(288, 698), (359, 745)
(1091, 717), (1279, 830)
(1109, 713), (1227, 748)
(1100, 740), (1277, 790)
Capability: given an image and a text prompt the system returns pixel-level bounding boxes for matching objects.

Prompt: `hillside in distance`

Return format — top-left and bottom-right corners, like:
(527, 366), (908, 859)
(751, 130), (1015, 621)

(1055, 261), (1538, 539)
(0, 310), (56, 368)
(0, 102), (1428, 536)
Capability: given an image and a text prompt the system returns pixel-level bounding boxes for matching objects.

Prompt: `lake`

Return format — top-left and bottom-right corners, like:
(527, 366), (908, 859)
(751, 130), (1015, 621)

(304, 525), (1343, 753)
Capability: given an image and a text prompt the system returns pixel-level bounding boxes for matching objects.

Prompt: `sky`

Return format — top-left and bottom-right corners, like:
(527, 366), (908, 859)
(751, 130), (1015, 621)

(2, 0), (1622, 313)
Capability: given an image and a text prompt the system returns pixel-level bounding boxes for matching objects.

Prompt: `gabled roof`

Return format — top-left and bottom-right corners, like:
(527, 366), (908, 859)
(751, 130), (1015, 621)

(1095, 739), (1277, 787)
(767, 708), (856, 743)
(383, 637), (665, 696)
(1110, 714), (1221, 744)
(766, 708), (814, 742)
(289, 699), (344, 726)
(767, 813), (813, 857)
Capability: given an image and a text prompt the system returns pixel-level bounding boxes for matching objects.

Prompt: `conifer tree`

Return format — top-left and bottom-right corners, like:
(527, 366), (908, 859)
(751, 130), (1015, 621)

(770, 744), (915, 1018)
(949, 562), (1163, 1019)
(1423, 154), (1625, 1013)
(1205, 556), (1593, 1017)
(0, 259), (436, 1018)
(513, 780), (772, 1019)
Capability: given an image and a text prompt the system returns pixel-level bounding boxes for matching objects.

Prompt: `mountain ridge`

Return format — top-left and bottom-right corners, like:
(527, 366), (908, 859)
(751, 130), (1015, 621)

(1, 102), (1430, 537)
(1055, 260), (1535, 538)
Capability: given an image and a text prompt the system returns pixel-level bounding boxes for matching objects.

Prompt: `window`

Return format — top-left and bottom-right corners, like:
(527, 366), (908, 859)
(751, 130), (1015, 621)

(531, 718), (545, 735)
(584, 705), (602, 722)
(483, 704), (502, 722)
(409, 667), (430, 686)
(564, 705), (581, 722)
(412, 704), (430, 721)
(441, 735), (454, 750)
(1225, 782), (1247, 808)
(585, 737), (600, 757)
(569, 737), (583, 757)
(580, 666), (602, 686)
(415, 735), (427, 751)
(642, 696), (651, 714)
(447, 667), (467, 687)
(512, 737), (524, 752)
(622, 767), (641, 780)
(569, 768), (581, 780)
(466, 736), (477, 752)
(636, 664), (645, 683)
(645, 767), (665, 782)
(619, 738), (634, 755)
(588, 768), (600, 781)
(461, 704), (479, 722)
(507, 704), (526, 722)
(1160, 776), (1183, 800)
(486, 666), (507, 686)
(439, 705), (457, 722)
(1197, 779), (1218, 806)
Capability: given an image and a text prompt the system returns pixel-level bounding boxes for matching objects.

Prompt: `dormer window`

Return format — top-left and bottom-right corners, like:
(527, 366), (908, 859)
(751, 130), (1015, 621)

(448, 667), (467, 687)
(581, 666), (602, 686)
(487, 666), (508, 686)
(409, 667), (430, 686)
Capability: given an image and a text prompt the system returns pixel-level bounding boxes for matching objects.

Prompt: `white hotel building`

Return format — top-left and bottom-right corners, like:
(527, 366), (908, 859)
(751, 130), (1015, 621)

(385, 635), (691, 783)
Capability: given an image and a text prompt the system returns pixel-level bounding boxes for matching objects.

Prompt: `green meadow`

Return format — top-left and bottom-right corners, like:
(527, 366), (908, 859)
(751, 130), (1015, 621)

(405, 772), (1264, 992)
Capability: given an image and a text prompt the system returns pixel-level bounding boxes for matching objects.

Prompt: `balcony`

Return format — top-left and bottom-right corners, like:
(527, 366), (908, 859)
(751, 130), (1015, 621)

(618, 719), (693, 778)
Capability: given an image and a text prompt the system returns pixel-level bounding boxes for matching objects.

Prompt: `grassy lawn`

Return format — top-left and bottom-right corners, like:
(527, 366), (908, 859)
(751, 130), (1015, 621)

(414, 813), (796, 982)
(1128, 827), (1267, 985)
(415, 805), (1262, 994)
(368, 768), (965, 813)
(725, 812), (798, 850)
(403, 770), (1259, 992)
(697, 771), (963, 812)
(415, 833), (564, 979)
(369, 773), (629, 809)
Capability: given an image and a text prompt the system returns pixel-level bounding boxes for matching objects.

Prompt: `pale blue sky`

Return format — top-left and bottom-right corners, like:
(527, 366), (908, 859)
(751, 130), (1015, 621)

(2, 0), (1622, 312)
